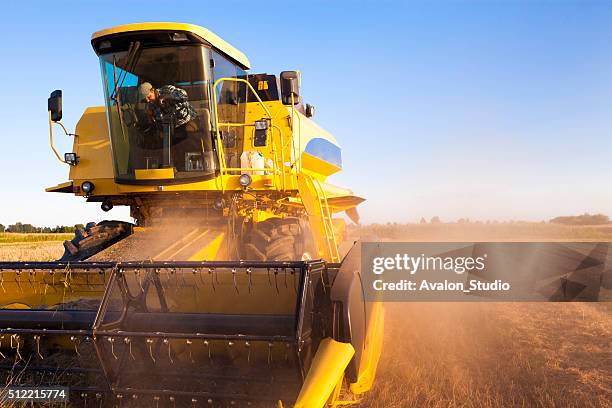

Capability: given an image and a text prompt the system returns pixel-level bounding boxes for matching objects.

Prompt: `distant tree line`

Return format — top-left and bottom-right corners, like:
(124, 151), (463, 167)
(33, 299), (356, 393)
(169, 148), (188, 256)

(549, 213), (610, 226)
(0, 222), (84, 233)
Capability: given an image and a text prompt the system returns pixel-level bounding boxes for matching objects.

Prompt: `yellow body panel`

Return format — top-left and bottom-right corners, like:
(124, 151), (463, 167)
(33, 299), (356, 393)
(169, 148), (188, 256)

(92, 22), (250, 69)
(294, 338), (355, 408)
(69, 106), (114, 181)
(134, 168), (175, 180)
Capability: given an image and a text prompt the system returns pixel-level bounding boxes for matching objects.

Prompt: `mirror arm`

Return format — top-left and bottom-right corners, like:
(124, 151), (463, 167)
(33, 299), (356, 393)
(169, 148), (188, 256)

(48, 111), (66, 164)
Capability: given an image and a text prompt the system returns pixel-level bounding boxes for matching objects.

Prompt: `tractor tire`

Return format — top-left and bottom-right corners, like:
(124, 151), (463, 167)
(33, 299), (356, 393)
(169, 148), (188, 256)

(245, 217), (316, 261)
(59, 220), (134, 261)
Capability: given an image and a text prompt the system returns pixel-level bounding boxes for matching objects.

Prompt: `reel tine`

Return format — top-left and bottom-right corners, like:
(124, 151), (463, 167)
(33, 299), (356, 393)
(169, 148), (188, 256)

(136, 268), (144, 293)
(28, 269), (35, 289)
(174, 268), (180, 294)
(146, 338), (156, 363)
(0, 335), (6, 359)
(186, 339), (195, 364)
(162, 268), (172, 285)
(163, 338), (173, 364)
(292, 268), (298, 294)
(107, 337), (118, 360)
(192, 268), (199, 286)
(208, 268), (215, 292)
(28, 269), (36, 295)
(267, 342), (273, 366)
(197, 268), (206, 286)
(182, 268), (189, 287)
(227, 340), (235, 361)
(85, 268), (92, 290)
(155, 269), (164, 294)
(245, 341), (251, 365)
(247, 268), (253, 294)
(274, 269), (279, 294)
(204, 339), (212, 364)
(124, 337), (135, 361)
(16, 271), (23, 293)
(232, 268), (239, 294)
(0, 269), (5, 293)
(71, 336), (81, 356)
(81, 392), (88, 408)
(12, 334), (23, 363)
(34, 335), (43, 360)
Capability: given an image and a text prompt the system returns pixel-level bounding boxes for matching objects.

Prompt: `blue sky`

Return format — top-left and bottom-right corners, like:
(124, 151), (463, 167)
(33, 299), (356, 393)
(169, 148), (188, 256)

(1, 0), (611, 226)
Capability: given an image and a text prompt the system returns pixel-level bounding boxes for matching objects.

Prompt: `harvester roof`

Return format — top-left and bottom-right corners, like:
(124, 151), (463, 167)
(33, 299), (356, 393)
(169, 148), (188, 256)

(91, 22), (251, 70)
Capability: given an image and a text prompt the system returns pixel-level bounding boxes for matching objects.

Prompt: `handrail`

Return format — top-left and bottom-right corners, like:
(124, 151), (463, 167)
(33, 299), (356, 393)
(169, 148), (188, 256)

(212, 77), (285, 191)
(289, 94), (302, 172)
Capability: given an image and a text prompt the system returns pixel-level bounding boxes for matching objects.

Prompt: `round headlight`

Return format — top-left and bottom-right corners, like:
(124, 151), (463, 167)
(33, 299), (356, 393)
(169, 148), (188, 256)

(81, 181), (95, 194)
(238, 174), (252, 188)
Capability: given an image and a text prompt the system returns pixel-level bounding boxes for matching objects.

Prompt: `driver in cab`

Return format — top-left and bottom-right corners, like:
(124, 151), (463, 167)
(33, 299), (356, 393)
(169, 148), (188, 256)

(137, 82), (200, 170)
(138, 82), (198, 133)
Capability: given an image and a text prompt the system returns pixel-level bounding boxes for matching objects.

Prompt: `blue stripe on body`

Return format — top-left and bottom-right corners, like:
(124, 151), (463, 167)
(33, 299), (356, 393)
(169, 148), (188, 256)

(303, 138), (342, 168)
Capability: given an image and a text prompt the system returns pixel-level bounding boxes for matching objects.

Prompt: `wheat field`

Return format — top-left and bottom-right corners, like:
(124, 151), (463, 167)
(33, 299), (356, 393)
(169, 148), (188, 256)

(353, 223), (612, 408)
(0, 227), (611, 407)
(0, 234), (68, 261)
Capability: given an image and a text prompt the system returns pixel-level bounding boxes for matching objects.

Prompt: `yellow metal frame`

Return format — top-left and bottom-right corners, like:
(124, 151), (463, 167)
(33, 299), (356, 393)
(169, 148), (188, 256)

(92, 22), (251, 69)
(349, 302), (385, 395)
(293, 338), (355, 408)
(134, 168), (175, 180)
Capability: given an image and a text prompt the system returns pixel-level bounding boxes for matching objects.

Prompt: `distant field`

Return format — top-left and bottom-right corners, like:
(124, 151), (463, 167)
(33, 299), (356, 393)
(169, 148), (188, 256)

(0, 233), (70, 261)
(0, 232), (73, 244)
(351, 222), (612, 241)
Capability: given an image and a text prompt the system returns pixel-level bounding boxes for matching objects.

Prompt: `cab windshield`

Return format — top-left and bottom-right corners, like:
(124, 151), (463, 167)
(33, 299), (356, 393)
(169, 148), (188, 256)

(99, 45), (217, 182)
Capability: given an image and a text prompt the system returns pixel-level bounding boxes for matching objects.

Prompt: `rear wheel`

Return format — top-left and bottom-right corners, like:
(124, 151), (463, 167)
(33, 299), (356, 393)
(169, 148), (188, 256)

(244, 217), (316, 261)
(60, 220), (134, 261)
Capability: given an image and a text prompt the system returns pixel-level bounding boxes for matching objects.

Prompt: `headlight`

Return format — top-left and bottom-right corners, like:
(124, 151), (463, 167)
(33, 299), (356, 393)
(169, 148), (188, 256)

(64, 152), (78, 166)
(238, 174), (252, 188)
(81, 181), (95, 194)
(254, 119), (268, 130)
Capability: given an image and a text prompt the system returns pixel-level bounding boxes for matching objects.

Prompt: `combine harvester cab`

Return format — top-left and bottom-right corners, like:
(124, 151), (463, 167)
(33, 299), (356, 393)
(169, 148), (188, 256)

(0, 22), (383, 407)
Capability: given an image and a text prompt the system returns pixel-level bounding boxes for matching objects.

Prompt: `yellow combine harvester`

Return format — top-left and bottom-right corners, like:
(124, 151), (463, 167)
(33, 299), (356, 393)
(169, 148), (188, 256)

(0, 23), (383, 407)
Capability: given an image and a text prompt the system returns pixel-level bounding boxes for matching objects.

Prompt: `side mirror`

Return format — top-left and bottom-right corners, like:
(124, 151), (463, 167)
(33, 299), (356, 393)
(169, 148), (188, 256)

(280, 71), (300, 105)
(48, 90), (62, 122)
(305, 103), (315, 118)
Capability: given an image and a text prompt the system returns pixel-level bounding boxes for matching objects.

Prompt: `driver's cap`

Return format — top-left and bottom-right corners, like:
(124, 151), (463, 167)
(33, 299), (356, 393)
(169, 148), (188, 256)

(138, 82), (154, 101)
